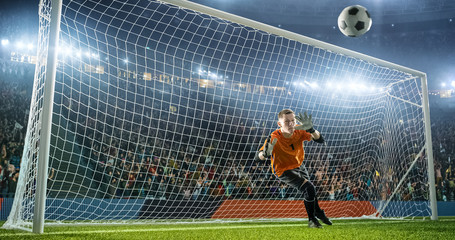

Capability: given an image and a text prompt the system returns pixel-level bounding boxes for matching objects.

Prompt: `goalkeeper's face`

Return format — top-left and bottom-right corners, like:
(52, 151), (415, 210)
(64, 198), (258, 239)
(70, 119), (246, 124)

(278, 113), (296, 135)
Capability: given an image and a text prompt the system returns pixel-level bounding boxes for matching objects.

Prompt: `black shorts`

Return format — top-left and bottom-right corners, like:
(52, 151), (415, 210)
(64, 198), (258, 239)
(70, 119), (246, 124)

(277, 165), (310, 190)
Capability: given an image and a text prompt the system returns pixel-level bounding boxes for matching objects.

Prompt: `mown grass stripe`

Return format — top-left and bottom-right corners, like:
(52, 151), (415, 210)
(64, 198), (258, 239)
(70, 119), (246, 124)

(3, 219), (453, 237)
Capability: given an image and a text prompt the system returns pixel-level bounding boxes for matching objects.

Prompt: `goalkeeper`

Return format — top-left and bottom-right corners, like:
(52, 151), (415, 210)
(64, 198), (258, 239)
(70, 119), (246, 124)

(255, 109), (332, 228)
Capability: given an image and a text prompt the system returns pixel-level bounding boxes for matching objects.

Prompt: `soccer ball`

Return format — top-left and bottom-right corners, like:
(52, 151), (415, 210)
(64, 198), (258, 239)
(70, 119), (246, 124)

(337, 5), (372, 37)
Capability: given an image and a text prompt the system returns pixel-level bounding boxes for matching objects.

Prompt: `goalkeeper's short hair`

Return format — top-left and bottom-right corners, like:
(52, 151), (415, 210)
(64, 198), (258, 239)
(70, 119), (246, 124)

(278, 109), (294, 119)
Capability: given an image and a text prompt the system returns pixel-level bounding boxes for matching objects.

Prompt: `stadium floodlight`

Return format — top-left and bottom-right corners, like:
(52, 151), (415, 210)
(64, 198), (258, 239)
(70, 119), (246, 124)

(308, 82), (318, 88)
(4, 0), (438, 234)
(294, 81), (305, 87)
(209, 72), (217, 79)
(1, 39), (9, 46)
(451, 81), (455, 87)
(349, 83), (359, 91)
(16, 41), (24, 49)
(58, 45), (71, 56)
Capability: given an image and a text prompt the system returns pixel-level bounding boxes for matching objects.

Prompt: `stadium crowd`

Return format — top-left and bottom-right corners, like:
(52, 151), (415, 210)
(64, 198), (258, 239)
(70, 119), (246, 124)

(0, 53), (454, 202)
(0, 59), (34, 198)
(0, 18), (454, 202)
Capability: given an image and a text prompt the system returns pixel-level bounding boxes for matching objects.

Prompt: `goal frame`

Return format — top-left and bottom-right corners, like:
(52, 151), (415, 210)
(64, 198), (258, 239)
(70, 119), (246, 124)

(31, 0), (63, 234)
(15, 0), (439, 234)
(157, 0), (437, 222)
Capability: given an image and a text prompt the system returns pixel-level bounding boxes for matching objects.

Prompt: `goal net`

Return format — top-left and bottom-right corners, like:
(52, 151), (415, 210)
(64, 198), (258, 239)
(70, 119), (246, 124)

(4, 0), (436, 232)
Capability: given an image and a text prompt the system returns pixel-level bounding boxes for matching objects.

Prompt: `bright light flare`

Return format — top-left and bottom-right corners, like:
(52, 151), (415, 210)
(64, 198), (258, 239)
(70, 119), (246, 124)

(16, 41), (24, 49)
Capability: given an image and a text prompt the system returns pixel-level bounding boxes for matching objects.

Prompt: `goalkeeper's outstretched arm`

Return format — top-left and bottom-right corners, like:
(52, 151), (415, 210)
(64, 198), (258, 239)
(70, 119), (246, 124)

(295, 111), (325, 144)
(255, 136), (277, 160)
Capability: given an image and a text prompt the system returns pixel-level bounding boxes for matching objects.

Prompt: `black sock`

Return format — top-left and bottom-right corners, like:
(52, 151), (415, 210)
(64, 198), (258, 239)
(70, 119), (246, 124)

(304, 200), (316, 220)
(300, 181), (317, 219)
(314, 197), (323, 213)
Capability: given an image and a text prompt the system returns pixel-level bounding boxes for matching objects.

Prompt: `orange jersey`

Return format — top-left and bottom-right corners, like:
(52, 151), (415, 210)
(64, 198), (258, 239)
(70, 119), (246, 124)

(260, 128), (312, 177)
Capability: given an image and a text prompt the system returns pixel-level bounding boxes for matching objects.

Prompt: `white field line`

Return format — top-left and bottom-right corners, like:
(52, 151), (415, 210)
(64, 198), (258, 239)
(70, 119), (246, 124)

(1, 219), (454, 237)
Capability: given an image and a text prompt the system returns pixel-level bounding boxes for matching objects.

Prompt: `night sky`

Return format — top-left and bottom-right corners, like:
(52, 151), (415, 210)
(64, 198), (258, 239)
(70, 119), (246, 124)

(0, 0), (454, 90)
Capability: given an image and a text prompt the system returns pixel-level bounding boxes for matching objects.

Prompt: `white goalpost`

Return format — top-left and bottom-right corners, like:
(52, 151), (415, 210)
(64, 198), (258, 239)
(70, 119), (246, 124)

(4, 0), (437, 233)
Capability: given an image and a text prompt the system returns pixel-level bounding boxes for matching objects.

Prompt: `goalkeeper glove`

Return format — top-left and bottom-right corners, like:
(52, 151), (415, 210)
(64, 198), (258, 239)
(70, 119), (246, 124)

(295, 111), (315, 133)
(262, 137), (278, 158)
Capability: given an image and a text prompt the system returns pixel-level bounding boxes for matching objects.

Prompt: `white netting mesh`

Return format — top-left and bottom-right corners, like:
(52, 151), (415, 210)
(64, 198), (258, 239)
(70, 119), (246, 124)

(5, 0), (432, 231)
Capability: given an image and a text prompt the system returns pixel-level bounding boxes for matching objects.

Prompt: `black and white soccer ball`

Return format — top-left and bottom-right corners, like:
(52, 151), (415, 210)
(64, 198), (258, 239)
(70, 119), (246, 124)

(337, 5), (372, 37)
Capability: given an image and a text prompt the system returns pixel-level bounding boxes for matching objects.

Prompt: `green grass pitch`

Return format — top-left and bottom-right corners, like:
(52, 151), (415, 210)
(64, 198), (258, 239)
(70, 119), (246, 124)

(1, 217), (454, 240)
